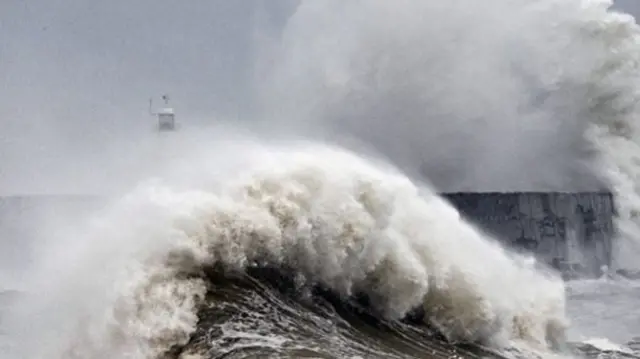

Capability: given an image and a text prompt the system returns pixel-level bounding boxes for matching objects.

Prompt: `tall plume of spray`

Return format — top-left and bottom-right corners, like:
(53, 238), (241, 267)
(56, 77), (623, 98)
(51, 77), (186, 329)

(255, 0), (640, 270)
(7, 0), (640, 357)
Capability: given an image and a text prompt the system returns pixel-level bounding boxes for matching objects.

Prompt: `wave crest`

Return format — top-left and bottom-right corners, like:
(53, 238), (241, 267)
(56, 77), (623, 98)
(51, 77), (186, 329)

(10, 145), (567, 359)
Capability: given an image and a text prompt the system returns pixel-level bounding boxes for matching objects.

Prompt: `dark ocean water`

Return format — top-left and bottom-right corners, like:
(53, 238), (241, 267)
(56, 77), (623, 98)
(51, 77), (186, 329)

(1, 275), (638, 359)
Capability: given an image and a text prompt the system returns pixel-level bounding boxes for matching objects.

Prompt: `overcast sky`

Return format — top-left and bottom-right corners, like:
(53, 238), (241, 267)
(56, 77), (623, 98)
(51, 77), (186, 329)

(0, 1), (300, 193)
(1, 1), (294, 132)
(614, 0), (640, 14)
(0, 1), (638, 194)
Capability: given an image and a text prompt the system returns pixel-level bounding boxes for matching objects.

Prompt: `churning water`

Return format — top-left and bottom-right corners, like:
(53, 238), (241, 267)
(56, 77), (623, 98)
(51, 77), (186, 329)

(3, 0), (640, 358)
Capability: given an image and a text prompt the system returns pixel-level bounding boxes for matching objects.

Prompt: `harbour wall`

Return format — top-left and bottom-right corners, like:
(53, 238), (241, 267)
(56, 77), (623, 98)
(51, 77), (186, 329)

(443, 192), (615, 277)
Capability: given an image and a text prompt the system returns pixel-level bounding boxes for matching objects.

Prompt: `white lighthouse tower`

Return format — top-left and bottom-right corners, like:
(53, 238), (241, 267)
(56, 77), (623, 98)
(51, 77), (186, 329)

(149, 94), (176, 132)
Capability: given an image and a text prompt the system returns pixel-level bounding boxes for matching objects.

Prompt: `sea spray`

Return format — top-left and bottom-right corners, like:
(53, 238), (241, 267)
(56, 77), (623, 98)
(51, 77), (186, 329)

(7, 144), (567, 358)
(255, 0), (640, 271)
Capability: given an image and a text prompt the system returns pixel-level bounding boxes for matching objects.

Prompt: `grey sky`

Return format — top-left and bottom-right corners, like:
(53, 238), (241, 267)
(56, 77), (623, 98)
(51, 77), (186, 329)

(1, 1), (287, 124)
(0, 1), (638, 194)
(614, 0), (640, 14)
(0, 1), (299, 193)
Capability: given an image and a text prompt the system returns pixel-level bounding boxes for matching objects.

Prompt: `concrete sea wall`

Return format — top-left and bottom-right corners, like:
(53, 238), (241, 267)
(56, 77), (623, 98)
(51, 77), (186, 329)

(443, 192), (616, 277)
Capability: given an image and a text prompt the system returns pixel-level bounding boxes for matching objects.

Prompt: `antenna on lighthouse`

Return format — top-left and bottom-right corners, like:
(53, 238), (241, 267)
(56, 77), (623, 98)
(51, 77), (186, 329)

(149, 94), (176, 132)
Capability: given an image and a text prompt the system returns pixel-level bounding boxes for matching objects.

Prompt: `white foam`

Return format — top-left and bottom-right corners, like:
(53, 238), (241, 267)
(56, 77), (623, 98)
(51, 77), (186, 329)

(581, 337), (634, 354)
(5, 144), (567, 358)
(6, 0), (640, 357)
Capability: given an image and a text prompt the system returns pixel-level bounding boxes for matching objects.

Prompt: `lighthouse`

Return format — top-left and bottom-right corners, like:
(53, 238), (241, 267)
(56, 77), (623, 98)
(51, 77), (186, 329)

(150, 94), (176, 132)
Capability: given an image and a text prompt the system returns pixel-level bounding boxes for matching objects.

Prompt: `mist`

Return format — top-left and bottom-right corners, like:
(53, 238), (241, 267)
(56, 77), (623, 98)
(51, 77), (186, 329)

(256, 0), (638, 192)
(0, 0), (297, 195)
(3, 2), (640, 356)
(1, 0), (639, 195)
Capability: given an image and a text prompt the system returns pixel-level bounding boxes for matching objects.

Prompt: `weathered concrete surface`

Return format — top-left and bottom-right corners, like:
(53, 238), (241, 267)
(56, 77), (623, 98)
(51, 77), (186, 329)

(442, 192), (616, 277)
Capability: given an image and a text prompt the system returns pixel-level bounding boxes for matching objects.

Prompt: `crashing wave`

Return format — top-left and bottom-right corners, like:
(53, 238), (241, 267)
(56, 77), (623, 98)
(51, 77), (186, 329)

(7, 145), (567, 359)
